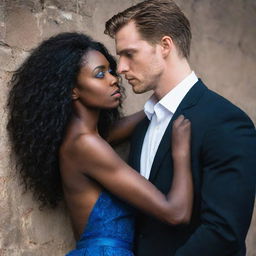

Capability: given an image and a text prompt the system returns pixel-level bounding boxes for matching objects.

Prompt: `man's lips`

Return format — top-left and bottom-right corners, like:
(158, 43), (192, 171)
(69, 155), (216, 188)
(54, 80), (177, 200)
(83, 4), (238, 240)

(126, 77), (136, 84)
(125, 76), (135, 80)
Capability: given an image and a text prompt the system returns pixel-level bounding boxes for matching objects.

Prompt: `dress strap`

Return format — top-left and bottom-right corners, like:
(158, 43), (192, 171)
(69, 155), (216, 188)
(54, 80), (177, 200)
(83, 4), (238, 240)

(77, 237), (132, 251)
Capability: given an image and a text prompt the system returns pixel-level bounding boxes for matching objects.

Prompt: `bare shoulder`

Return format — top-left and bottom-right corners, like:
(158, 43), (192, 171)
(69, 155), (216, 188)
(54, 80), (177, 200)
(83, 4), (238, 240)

(73, 133), (105, 155)
(75, 133), (102, 148)
(73, 133), (120, 167)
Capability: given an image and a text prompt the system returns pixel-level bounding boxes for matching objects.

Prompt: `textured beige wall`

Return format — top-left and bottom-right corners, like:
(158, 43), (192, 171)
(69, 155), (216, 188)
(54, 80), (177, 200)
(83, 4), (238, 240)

(0, 0), (255, 255)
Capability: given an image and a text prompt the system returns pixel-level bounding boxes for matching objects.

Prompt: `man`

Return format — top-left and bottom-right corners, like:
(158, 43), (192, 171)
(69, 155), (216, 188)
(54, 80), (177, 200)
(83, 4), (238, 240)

(105, 0), (256, 255)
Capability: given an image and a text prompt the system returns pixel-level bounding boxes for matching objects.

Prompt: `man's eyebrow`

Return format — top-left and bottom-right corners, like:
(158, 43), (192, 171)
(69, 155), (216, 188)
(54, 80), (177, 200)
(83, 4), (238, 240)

(116, 49), (135, 55)
(116, 49), (126, 55)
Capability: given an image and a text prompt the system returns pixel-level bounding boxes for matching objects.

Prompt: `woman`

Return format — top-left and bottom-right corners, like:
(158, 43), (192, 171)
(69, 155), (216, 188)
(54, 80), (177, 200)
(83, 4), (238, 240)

(7, 32), (193, 256)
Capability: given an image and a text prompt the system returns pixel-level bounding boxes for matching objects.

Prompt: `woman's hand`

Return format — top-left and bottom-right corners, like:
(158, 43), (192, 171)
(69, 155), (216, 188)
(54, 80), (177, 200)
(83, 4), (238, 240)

(172, 115), (191, 159)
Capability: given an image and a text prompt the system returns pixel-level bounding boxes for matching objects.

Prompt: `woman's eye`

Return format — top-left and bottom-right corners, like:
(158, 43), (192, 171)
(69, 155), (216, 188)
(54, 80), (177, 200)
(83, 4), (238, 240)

(108, 69), (115, 75)
(95, 71), (105, 78)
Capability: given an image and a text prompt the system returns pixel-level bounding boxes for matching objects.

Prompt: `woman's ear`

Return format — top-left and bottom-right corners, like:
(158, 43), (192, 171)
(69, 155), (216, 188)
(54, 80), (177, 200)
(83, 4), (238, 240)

(160, 36), (173, 58)
(72, 88), (79, 100)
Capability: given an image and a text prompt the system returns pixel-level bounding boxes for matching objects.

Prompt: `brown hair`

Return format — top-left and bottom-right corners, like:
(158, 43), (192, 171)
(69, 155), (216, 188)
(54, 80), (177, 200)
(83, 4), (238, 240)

(105, 0), (191, 58)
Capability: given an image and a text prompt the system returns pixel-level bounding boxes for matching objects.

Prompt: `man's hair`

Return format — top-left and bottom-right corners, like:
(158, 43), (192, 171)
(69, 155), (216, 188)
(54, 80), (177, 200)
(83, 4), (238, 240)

(105, 0), (191, 58)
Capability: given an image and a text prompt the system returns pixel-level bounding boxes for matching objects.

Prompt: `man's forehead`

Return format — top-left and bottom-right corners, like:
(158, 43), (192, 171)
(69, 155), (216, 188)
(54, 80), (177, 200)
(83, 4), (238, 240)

(115, 28), (145, 54)
(115, 21), (141, 42)
(115, 38), (144, 55)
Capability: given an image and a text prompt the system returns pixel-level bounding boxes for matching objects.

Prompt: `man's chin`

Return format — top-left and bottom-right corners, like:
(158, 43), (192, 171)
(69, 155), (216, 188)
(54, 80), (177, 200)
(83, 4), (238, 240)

(132, 85), (143, 94)
(128, 81), (147, 94)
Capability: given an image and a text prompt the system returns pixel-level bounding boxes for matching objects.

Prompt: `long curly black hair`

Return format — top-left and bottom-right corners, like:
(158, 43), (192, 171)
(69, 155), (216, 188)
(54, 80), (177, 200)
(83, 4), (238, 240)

(7, 32), (124, 208)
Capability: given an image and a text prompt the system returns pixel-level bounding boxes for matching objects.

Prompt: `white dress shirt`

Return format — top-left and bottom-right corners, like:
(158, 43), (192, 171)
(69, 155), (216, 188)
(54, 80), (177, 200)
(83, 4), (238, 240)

(140, 71), (198, 179)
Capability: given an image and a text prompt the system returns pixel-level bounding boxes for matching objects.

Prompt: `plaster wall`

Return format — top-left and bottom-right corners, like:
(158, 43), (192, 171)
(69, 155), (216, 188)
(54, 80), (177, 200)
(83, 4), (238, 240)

(0, 0), (255, 255)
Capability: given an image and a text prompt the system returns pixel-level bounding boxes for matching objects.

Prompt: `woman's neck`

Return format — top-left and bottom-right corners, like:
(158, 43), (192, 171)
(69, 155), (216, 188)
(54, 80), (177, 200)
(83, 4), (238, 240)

(72, 101), (100, 134)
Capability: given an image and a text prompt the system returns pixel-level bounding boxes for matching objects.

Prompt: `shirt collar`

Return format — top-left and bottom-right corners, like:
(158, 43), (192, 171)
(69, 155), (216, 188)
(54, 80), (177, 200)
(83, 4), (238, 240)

(144, 94), (157, 120)
(144, 71), (198, 120)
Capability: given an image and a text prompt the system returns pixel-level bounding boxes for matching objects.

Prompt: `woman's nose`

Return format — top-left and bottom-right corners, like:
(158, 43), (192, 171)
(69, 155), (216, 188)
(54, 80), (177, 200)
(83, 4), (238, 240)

(109, 73), (118, 86)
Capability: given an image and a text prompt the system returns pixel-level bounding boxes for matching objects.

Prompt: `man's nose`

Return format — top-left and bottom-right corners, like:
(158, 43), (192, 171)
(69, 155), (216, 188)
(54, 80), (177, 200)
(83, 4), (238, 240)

(117, 58), (129, 74)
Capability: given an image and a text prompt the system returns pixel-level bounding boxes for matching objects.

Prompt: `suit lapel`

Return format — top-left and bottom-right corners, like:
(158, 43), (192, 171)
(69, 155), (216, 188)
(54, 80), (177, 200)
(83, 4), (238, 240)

(130, 117), (150, 173)
(149, 80), (207, 182)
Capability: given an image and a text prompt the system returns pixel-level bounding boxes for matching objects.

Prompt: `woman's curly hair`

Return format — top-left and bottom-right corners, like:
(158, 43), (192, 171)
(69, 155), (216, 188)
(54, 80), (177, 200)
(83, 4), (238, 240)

(7, 32), (124, 208)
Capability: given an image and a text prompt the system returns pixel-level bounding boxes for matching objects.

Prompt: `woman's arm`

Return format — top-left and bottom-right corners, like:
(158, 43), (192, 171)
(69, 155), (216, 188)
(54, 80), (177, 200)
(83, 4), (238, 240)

(74, 115), (193, 225)
(169, 115), (193, 223)
(106, 110), (145, 145)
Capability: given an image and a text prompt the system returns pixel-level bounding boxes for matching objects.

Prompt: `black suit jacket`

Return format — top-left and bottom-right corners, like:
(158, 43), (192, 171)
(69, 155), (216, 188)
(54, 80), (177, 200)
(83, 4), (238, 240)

(129, 80), (256, 256)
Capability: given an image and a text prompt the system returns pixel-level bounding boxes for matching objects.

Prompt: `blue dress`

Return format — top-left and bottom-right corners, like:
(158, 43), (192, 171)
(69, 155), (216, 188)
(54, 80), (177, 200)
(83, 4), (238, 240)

(66, 190), (135, 256)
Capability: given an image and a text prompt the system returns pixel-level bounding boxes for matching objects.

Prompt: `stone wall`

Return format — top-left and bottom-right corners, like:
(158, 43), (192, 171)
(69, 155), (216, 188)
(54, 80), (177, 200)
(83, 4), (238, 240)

(0, 0), (255, 255)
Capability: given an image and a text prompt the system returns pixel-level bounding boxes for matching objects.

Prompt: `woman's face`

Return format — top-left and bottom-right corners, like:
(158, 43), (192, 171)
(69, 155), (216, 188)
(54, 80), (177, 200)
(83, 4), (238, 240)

(73, 50), (121, 109)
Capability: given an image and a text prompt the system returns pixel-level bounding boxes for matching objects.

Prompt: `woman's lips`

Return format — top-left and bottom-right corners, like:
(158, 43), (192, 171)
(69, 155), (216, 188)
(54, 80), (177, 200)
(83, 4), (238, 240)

(111, 89), (121, 97)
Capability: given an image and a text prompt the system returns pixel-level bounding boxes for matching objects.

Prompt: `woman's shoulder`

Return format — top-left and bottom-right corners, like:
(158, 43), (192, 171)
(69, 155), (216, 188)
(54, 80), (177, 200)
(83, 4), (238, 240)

(60, 132), (103, 158)
(73, 132), (114, 160)
(75, 132), (106, 149)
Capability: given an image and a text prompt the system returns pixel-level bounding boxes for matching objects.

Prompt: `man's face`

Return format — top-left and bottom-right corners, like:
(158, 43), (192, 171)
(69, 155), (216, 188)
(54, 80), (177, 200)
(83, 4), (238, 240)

(115, 21), (164, 94)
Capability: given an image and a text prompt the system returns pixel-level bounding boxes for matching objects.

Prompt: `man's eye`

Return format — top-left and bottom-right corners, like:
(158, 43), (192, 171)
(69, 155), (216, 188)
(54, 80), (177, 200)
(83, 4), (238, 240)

(95, 71), (105, 78)
(126, 52), (133, 58)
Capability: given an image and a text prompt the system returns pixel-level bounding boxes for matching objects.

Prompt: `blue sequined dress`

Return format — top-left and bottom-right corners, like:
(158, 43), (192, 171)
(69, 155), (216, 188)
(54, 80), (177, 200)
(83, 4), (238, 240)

(66, 190), (135, 256)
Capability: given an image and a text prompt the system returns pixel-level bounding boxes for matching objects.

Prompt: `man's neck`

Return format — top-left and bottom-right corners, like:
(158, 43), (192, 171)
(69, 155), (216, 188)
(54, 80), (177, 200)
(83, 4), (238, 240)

(154, 57), (192, 100)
